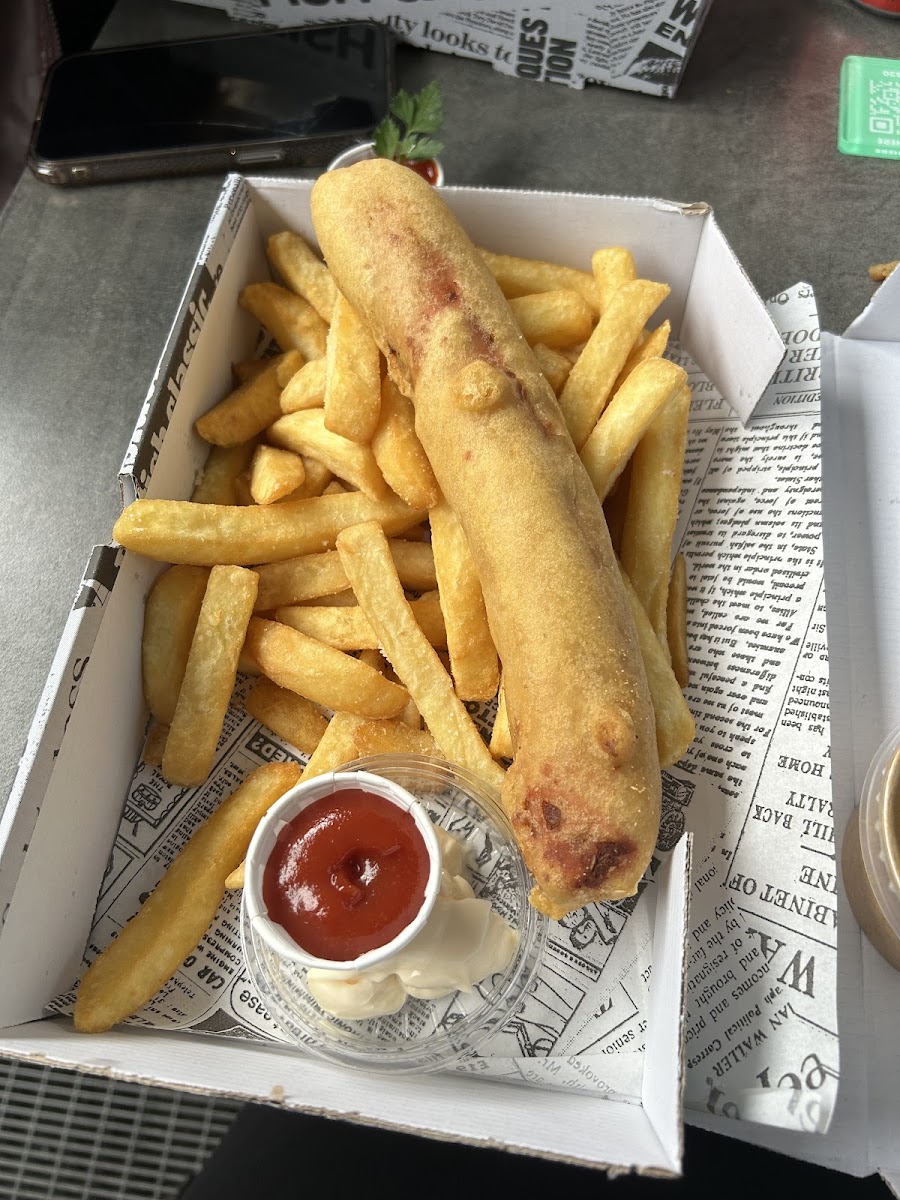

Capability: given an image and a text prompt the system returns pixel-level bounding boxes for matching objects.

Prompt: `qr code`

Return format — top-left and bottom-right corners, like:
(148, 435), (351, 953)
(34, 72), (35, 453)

(869, 76), (900, 136)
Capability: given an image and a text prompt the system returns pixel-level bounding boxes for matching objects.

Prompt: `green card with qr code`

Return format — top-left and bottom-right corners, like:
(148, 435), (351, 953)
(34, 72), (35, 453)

(839, 56), (900, 159)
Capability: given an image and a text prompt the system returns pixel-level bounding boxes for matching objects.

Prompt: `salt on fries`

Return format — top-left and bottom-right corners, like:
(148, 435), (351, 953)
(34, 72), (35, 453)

(74, 762), (300, 1033)
(90, 216), (699, 1030)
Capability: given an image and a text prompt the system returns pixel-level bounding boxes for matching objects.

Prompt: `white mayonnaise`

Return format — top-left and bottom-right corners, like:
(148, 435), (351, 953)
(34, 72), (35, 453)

(306, 826), (518, 1020)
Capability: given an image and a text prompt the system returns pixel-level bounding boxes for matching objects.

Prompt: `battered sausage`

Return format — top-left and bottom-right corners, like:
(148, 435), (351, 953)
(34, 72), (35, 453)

(311, 160), (661, 917)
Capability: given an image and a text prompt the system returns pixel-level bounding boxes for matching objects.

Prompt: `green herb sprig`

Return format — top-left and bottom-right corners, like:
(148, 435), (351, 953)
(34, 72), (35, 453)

(374, 81), (444, 164)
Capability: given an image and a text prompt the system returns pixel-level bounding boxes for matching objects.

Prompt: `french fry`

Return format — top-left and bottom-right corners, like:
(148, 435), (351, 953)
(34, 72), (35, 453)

(113, 491), (425, 565)
(255, 552), (350, 609)
(253, 540), (436, 610)
(162, 566), (259, 786)
(580, 358), (687, 502)
(244, 676), (329, 754)
(244, 616), (408, 718)
(195, 352), (302, 447)
(612, 320), (670, 393)
(142, 721), (168, 768)
(249, 445), (306, 505)
(232, 358), (269, 385)
(479, 249), (604, 314)
(869, 259), (898, 282)
(267, 231), (338, 322)
(559, 279), (671, 450)
(74, 761), (301, 1032)
(233, 471), (254, 507)
(371, 377), (440, 510)
(429, 500), (499, 702)
(293, 710), (440, 798)
(277, 455), (332, 500)
(302, 589), (357, 607)
(267, 409), (388, 500)
(532, 343), (573, 395)
(239, 282), (328, 359)
(276, 590), (446, 651)
(620, 385), (691, 648)
(336, 521), (505, 791)
(324, 293), (382, 443)
(400, 694), (422, 730)
(279, 358), (327, 414)
(490, 683), (513, 760)
(322, 480), (348, 495)
(508, 289), (594, 349)
(192, 443), (257, 505)
(227, 651), (391, 891)
(603, 459), (632, 559)
(142, 565), (210, 726)
(667, 553), (690, 689)
(591, 247), (637, 310)
(619, 564), (694, 769)
(276, 355), (303, 388)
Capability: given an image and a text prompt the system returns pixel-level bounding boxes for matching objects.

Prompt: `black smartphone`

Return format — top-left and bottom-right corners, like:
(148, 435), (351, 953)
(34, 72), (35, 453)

(29, 23), (395, 186)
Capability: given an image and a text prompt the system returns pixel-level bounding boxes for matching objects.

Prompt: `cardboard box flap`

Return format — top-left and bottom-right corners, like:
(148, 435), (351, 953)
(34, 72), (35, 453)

(0, 546), (122, 936)
(0, 1020), (678, 1174)
(643, 835), (692, 1173)
(819, 324), (900, 1184)
(0, 549), (156, 1030)
(680, 215), (785, 423)
(844, 267), (900, 342)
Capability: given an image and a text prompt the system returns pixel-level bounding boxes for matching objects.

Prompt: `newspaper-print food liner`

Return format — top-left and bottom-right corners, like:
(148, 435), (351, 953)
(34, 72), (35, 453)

(51, 285), (838, 1127)
(241, 756), (547, 1073)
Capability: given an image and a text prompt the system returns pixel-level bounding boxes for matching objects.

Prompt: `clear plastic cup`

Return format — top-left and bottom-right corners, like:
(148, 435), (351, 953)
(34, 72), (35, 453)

(842, 722), (900, 970)
(240, 754), (547, 1073)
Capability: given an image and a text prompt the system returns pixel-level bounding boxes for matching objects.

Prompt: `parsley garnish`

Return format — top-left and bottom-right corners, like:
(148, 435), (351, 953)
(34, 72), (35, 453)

(374, 81), (445, 164)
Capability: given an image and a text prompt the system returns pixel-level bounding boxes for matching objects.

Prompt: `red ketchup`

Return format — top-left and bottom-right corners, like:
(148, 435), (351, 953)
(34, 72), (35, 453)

(401, 158), (440, 185)
(262, 788), (431, 961)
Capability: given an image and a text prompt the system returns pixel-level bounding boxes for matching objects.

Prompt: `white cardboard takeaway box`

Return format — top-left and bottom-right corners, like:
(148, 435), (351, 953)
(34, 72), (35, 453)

(0, 176), (784, 1176)
(175, 0), (715, 97)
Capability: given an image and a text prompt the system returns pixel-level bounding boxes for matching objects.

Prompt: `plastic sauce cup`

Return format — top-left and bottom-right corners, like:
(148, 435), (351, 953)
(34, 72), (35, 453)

(842, 724), (900, 971)
(243, 770), (442, 973)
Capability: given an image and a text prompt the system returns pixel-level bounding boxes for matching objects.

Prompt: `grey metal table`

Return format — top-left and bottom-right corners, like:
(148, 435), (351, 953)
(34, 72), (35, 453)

(0, 0), (897, 1194)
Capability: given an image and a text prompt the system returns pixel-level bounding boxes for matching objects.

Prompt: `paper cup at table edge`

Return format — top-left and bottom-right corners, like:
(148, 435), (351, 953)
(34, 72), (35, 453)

(841, 724), (900, 972)
(243, 769), (442, 973)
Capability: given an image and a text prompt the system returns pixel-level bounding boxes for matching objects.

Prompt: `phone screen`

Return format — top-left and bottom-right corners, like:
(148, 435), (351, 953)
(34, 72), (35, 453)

(34, 24), (392, 161)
